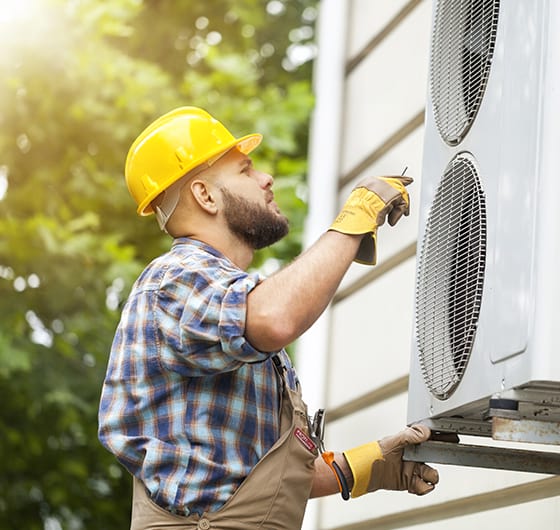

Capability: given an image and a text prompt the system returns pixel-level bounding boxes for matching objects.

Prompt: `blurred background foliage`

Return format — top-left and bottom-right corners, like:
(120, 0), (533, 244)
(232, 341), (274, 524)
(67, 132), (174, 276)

(0, 0), (317, 527)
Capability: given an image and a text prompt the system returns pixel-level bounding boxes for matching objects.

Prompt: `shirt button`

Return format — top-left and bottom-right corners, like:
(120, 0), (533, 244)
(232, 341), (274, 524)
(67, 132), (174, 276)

(198, 518), (211, 530)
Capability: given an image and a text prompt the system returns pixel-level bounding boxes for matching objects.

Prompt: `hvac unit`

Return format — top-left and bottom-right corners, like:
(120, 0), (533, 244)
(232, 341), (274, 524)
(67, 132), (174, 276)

(406, 0), (560, 461)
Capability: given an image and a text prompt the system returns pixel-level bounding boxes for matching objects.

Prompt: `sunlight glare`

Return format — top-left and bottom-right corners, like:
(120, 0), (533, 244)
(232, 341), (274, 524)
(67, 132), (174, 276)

(0, 166), (8, 201)
(0, 0), (41, 24)
(0, 0), (58, 65)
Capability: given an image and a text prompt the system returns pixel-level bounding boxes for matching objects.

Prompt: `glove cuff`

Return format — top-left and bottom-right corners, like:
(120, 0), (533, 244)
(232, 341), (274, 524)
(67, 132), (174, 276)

(343, 441), (384, 498)
(354, 232), (377, 265)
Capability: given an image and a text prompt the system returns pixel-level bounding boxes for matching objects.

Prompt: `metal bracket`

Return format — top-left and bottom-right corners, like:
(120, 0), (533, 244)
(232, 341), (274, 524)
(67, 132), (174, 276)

(420, 417), (492, 437)
(492, 417), (560, 445)
(404, 440), (560, 475)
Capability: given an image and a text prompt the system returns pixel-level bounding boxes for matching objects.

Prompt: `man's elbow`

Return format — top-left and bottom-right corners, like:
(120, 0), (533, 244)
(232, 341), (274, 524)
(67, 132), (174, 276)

(245, 308), (298, 352)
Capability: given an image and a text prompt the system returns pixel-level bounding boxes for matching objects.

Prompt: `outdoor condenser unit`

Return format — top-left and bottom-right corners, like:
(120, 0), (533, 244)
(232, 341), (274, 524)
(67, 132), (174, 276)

(406, 0), (560, 470)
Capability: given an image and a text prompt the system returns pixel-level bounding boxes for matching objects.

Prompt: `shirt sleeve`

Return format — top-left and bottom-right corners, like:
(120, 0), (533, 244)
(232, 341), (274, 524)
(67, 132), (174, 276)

(155, 256), (272, 375)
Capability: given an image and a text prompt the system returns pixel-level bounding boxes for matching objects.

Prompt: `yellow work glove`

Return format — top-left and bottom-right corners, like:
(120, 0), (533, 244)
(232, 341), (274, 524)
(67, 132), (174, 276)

(329, 175), (413, 265)
(342, 424), (438, 497)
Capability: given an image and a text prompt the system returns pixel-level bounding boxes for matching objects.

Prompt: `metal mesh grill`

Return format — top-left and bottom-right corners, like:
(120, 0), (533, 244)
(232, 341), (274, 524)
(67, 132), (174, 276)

(415, 153), (486, 399)
(430, 0), (500, 145)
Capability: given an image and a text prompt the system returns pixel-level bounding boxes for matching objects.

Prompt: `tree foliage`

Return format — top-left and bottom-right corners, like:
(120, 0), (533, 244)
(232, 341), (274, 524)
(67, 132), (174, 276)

(0, 0), (317, 527)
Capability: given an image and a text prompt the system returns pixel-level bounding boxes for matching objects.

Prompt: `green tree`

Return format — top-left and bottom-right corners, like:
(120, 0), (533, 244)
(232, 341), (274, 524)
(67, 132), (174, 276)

(0, 0), (317, 527)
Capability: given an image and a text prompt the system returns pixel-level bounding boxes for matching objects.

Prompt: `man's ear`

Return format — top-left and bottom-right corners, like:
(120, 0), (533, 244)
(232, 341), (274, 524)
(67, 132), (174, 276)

(189, 179), (219, 215)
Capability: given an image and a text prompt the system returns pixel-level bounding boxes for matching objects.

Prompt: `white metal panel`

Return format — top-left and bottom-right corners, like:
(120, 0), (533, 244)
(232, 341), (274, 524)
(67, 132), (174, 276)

(408, 0), (560, 426)
(340, 2), (431, 176)
(346, 0), (411, 59)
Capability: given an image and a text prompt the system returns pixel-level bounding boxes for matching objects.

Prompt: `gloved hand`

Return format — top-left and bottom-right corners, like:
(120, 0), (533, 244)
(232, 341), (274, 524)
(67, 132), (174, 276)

(329, 175), (413, 265)
(343, 424), (438, 497)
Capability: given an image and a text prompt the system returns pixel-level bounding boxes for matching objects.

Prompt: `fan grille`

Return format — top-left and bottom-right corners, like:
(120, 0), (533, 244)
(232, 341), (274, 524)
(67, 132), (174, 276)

(415, 153), (487, 399)
(430, 0), (500, 145)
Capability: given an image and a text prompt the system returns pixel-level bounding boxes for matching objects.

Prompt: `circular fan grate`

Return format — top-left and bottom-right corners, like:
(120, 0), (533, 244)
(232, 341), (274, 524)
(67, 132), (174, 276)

(415, 152), (487, 399)
(430, 0), (500, 145)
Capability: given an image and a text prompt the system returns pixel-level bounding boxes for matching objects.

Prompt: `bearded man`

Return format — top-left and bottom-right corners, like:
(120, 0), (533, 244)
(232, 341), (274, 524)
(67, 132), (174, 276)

(98, 107), (438, 530)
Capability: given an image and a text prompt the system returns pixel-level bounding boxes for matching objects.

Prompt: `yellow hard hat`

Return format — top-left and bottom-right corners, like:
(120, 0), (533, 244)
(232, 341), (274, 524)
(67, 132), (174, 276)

(125, 106), (262, 216)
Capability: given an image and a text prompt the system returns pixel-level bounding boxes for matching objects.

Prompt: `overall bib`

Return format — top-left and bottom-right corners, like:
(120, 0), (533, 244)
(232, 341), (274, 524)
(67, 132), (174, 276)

(131, 357), (318, 530)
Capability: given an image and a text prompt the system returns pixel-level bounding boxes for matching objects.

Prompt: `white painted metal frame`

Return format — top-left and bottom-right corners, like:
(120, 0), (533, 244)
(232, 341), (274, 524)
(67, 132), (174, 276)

(408, 0), (560, 442)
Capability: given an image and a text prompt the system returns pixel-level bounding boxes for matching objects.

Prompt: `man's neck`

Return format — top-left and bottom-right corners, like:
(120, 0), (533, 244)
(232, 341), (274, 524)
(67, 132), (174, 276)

(183, 232), (254, 271)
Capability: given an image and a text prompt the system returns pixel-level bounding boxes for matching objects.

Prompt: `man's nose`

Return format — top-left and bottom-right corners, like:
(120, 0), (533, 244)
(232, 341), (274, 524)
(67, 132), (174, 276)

(257, 170), (273, 189)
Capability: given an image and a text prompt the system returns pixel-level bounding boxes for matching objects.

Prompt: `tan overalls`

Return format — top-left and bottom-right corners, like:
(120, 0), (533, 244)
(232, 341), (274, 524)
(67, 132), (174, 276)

(130, 356), (318, 530)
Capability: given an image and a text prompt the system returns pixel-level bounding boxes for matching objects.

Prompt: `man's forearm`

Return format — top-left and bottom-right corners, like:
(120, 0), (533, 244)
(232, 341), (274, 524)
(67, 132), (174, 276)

(309, 452), (353, 499)
(245, 231), (361, 352)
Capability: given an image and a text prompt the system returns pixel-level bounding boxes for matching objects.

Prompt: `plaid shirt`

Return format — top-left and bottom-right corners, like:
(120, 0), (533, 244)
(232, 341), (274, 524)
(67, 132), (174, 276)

(98, 237), (299, 515)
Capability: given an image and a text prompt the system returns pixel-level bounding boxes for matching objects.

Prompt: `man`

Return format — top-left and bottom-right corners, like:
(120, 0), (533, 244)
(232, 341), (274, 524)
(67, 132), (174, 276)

(98, 107), (438, 530)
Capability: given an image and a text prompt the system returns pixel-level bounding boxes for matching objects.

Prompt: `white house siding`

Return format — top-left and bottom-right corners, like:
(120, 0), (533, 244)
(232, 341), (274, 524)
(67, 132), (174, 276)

(298, 0), (560, 529)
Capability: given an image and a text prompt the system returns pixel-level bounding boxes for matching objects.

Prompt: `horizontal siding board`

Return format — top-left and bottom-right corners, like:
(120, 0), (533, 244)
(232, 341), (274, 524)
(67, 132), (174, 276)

(325, 478), (560, 530)
(346, 0), (414, 60)
(347, 0), (425, 74)
(337, 127), (424, 293)
(327, 377), (409, 422)
(340, 1), (431, 176)
(328, 259), (416, 408)
(339, 111), (424, 189)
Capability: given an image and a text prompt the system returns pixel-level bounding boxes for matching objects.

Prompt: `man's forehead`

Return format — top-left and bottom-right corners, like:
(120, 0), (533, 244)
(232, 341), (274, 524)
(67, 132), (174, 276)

(220, 148), (252, 167)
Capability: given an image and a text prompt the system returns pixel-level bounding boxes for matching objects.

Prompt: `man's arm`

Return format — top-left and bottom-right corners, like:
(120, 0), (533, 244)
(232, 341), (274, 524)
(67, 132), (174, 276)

(245, 175), (413, 353)
(309, 452), (354, 498)
(309, 425), (439, 499)
(245, 230), (361, 352)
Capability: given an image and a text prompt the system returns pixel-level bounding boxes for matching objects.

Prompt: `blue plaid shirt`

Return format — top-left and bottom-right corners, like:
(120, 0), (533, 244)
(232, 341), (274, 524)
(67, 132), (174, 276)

(98, 238), (299, 515)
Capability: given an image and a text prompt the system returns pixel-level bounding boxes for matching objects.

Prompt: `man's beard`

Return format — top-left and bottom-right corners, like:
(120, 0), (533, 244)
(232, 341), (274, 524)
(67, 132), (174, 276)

(220, 187), (289, 250)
